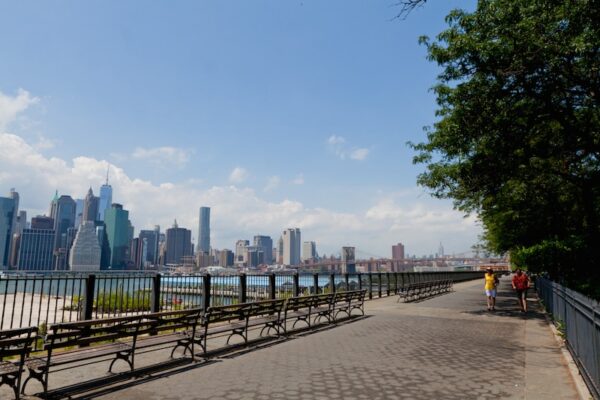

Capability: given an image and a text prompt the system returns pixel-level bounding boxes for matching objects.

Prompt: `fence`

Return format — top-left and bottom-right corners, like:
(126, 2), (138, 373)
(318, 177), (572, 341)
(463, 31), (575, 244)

(0, 270), (483, 332)
(536, 277), (600, 399)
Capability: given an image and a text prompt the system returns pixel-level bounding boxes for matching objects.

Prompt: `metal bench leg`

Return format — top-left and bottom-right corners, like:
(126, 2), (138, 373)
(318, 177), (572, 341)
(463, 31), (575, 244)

(21, 367), (47, 397)
(108, 350), (134, 373)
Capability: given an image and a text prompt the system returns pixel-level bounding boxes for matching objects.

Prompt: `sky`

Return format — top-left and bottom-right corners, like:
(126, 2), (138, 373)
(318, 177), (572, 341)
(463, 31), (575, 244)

(0, 0), (480, 258)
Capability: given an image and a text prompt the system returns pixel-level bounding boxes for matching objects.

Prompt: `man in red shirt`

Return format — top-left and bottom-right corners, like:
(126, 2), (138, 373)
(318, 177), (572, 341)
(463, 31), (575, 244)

(512, 268), (530, 312)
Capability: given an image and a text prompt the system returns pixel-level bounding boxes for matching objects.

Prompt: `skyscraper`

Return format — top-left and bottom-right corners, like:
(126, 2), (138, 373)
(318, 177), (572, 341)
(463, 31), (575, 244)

(197, 206), (210, 253)
(282, 228), (301, 266)
(0, 196), (16, 269)
(253, 235), (273, 265)
(341, 246), (356, 274)
(138, 228), (160, 267)
(276, 236), (284, 264)
(69, 220), (101, 271)
(165, 220), (192, 265)
(302, 241), (316, 262)
(98, 171), (113, 222)
(438, 242), (445, 258)
(83, 188), (100, 222)
(104, 203), (130, 269)
(17, 222), (55, 271)
(74, 199), (84, 227)
(392, 243), (405, 260)
(235, 240), (249, 265)
(50, 194), (76, 270)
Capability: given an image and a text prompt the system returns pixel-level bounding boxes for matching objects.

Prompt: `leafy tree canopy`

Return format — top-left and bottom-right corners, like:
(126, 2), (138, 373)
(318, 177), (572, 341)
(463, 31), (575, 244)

(412, 0), (600, 295)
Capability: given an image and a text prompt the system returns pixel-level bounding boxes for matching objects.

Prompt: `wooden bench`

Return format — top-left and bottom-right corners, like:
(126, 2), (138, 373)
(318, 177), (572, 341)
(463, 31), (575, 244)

(0, 326), (37, 400)
(397, 280), (453, 303)
(22, 308), (202, 397)
(283, 293), (334, 332)
(330, 290), (367, 321)
(197, 299), (285, 354)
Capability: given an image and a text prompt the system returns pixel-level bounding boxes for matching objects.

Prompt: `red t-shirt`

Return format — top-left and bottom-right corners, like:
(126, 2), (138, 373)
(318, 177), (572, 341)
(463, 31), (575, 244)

(512, 274), (529, 290)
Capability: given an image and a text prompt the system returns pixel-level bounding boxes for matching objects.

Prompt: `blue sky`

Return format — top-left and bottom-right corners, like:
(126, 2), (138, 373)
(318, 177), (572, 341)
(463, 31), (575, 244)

(0, 0), (480, 258)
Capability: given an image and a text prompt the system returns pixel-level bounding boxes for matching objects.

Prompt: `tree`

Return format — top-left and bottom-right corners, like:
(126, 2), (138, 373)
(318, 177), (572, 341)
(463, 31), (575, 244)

(411, 0), (600, 296)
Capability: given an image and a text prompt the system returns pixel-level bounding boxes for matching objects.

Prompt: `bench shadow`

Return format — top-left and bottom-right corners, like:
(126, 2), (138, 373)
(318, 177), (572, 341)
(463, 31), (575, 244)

(35, 315), (369, 400)
(39, 358), (220, 400)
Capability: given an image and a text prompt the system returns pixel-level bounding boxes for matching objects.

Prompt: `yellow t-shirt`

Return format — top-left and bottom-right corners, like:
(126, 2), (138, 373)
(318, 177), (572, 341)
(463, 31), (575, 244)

(484, 273), (496, 290)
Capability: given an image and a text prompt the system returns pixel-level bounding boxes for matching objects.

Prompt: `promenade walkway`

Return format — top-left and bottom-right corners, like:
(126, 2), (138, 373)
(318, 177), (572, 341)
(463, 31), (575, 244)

(19, 277), (584, 400)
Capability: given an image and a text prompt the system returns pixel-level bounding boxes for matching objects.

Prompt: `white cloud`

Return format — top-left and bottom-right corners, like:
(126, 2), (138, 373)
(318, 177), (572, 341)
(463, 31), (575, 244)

(292, 174), (304, 185)
(33, 136), (56, 151)
(350, 148), (369, 161)
(264, 176), (281, 192)
(0, 89), (39, 130)
(229, 167), (248, 184)
(327, 135), (346, 145)
(327, 135), (370, 161)
(131, 146), (192, 168)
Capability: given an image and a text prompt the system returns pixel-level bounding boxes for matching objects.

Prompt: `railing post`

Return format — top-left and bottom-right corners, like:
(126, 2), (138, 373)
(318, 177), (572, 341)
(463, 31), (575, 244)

(386, 272), (391, 296)
(293, 272), (300, 297)
(378, 272), (382, 298)
(239, 273), (247, 304)
(357, 272), (362, 291)
(203, 274), (211, 312)
(313, 273), (319, 294)
(368, 273), (373, 300)
(150, 273), (161, 313)
(344, 273), (349, 291)
(269, 273), (276, 299)
(329, 273), (336, 294)
(80, 274), (96, 321)
(394, 273), (399, 294)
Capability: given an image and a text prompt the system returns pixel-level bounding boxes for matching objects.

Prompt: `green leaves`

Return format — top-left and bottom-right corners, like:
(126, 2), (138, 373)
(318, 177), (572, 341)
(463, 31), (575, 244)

(413, 0), (600, 294)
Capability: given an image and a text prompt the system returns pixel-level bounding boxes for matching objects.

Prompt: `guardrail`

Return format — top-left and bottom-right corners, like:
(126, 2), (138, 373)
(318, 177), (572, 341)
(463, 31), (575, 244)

(536, 277), (600, 399)
(1, 271), (483, 333)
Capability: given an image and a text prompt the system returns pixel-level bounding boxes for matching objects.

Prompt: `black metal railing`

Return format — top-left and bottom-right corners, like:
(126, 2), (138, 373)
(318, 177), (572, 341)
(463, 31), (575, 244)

(536, 277), (600, 399)
(0, 270), (484, 332)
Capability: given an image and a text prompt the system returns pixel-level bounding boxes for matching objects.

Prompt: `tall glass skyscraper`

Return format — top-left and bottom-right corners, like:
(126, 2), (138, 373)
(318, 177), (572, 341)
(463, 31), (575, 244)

(17, 227), (55, 271)
(50, 194), (76, 270)
(104, 203), (130, 269)
(0, 196), (16, 269)
(253, 235), (273, 264)
(197, 207), (210, 253)
(98, 172), (113, 222)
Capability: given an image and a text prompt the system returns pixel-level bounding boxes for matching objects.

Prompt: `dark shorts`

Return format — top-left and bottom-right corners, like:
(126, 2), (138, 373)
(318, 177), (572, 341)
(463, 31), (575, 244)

(516, 289), (528, 299)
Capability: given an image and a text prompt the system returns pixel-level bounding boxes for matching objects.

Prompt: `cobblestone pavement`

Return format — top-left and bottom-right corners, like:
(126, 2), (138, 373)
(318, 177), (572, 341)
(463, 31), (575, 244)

(13, 278), (581, 400)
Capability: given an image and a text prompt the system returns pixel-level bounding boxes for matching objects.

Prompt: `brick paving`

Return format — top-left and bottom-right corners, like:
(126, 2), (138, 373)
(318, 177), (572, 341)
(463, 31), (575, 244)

(12, 278), (582, 400)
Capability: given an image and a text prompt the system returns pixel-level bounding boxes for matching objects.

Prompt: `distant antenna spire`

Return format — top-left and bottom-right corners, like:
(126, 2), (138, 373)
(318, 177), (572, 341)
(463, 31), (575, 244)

(106, 167), (110, 185)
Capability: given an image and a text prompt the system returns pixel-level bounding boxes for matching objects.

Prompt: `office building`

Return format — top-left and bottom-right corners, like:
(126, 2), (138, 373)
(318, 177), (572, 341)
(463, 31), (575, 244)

(253, 235), (273, 264)
(392, 243), (405, 260)
(104, 203), (131, 269)
(438, 242), (445, 258)
(138, 228), (160, 266)
(17, 226), (55, 271)
(197, 207), (210, 253)
(98, 173), (113, 221)
(74, 199), (84, 227)
(165, 220), (193, 265)
(32, 216), (54, 230)
(0, 196), (17, 269)
(219, 249), (234, 267)
(83, 188), (100, 222)
(235, 240), (249, 265)
(341, 246), (356, 274)
(302, 241), (317, 262)
(276, 236), (284, 264)
(50, 193), (76, 270)
(69, 221), (101, 271)
(282, 228), (301, 266)
(246, 245), (264, 268)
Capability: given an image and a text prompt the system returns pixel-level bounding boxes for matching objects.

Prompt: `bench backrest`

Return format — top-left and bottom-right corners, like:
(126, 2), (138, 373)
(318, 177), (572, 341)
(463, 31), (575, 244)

(204, 302), (254, 325)
(312, 293), (334, 308)
(285, 295), (314, 311)
(141, 308), (203, 336)
(0, 326), (38, 361)
(45, 315), (143, 351)
(248, 299), (285, 318)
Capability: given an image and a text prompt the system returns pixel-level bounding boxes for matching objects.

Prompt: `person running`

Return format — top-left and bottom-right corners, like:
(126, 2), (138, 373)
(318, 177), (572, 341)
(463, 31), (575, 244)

(484, 268), (499, 311)
(512, 268), (530, 312)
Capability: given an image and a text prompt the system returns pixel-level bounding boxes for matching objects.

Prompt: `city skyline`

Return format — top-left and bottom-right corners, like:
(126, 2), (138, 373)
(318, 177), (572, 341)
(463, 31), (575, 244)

(0, 1), (480, 257)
